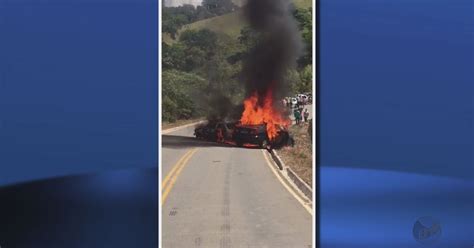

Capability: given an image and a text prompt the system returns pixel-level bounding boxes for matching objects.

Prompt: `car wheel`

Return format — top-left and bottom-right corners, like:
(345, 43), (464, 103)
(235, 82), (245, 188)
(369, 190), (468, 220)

(236, 142), (243, 147)
(260, 139), (269, 149)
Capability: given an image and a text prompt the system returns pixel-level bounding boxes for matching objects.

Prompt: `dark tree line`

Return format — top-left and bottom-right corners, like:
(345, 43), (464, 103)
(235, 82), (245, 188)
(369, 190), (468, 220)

(162, 29), (242, 122)
(292, 7), (312, 67)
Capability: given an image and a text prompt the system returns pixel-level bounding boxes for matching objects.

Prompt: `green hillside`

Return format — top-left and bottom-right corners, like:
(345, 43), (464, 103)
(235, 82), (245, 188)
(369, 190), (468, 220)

(163, 0), (311, 44)
(294, 0), (312, 8)
(178, 11), (246, 41)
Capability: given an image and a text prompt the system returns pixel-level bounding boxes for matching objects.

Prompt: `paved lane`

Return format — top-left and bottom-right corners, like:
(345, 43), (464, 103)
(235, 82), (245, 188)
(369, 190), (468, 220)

(161, 127), (197, 178)
(161, 126), (312, 248)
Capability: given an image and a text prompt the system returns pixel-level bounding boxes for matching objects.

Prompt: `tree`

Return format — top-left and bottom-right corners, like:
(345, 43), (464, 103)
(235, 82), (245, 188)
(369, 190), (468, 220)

(179, 29), (220, 71)
(299, 65), (312, 93)
(162, 42), (186, 70)
(202, 0), (237, 16)
(238, 26), (260, 51)
(162, 11), (188, 39)
(286, 65), (312, 94)
(162, 70), (207, 122)
(293, 7), (312, 67)
(179, 29), (218, 56)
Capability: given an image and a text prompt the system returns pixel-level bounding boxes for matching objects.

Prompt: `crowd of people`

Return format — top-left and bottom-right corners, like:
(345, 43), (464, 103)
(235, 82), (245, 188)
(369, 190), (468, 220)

(293, 107), (309, 125)
(282, 95), (311, 126)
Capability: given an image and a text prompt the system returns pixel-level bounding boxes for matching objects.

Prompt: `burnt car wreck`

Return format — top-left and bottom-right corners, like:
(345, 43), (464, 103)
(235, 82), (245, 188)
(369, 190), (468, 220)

(194, 121), (294, 149)
(194, 121), (235, 142)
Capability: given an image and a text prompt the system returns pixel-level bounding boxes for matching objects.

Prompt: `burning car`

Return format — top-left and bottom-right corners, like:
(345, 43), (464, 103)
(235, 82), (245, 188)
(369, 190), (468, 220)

(234, 89), (293, 149)
(233, 124), (268, 148)
(194, 121), (235, 141)
(233, 123), (291, 149)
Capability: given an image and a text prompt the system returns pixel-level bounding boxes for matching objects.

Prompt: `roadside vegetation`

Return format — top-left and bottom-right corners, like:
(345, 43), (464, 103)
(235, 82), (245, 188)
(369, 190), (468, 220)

(278, 121), (313, 186)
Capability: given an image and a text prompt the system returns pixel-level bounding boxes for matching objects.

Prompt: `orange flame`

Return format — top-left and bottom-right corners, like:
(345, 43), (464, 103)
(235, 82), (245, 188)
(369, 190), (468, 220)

(240, 89), (290, 140)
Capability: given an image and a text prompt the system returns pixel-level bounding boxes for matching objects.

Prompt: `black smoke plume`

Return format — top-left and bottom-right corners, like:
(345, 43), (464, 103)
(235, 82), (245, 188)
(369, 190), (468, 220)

(205, 92), (243, 121)
(204, 0), (301, 122)
(242, 0), (302, 102)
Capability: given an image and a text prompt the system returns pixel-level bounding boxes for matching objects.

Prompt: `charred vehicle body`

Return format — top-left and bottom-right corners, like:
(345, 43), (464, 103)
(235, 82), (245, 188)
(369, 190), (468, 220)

(194, 121), (235, 141)
(233, 124), (269, 148)
(233, 123), (292, 149)
(195, 121), (292, 149)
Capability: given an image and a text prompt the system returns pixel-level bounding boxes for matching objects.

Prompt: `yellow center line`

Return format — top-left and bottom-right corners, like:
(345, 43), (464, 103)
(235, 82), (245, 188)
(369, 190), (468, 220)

(161, 148), (198, 206)
(162, 149), (194, 189)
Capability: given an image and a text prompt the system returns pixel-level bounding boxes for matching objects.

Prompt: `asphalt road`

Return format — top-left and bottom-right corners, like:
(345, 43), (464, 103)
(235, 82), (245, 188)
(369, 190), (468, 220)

(161, 126), (312, 248)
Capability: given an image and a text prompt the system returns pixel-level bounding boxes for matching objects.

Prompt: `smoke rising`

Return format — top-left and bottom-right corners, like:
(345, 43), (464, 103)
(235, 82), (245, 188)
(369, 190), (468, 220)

(203, 0), (301, 122)
(242, 0), (302, 102)
(205, 91), (243, 121)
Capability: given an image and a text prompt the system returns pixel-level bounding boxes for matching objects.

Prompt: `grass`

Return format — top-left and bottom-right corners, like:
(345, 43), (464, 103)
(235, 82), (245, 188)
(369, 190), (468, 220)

(162, 32), (174, 44)
(162, 11), (245, 45)
(179, 11), (245, 40)
(162, 117), (205, 130)
(277, 121), (313, 187)
(293, 0), (312, 9)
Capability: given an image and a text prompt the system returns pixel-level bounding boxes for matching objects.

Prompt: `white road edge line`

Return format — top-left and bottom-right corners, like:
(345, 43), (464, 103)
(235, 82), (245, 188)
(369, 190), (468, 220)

(261, 150), (313, 215)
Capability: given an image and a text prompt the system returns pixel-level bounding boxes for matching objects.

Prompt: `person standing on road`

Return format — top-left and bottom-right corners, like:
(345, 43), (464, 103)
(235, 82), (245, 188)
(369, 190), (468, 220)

(304, 109), (309, 122)
(294, 109), (301, 125)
